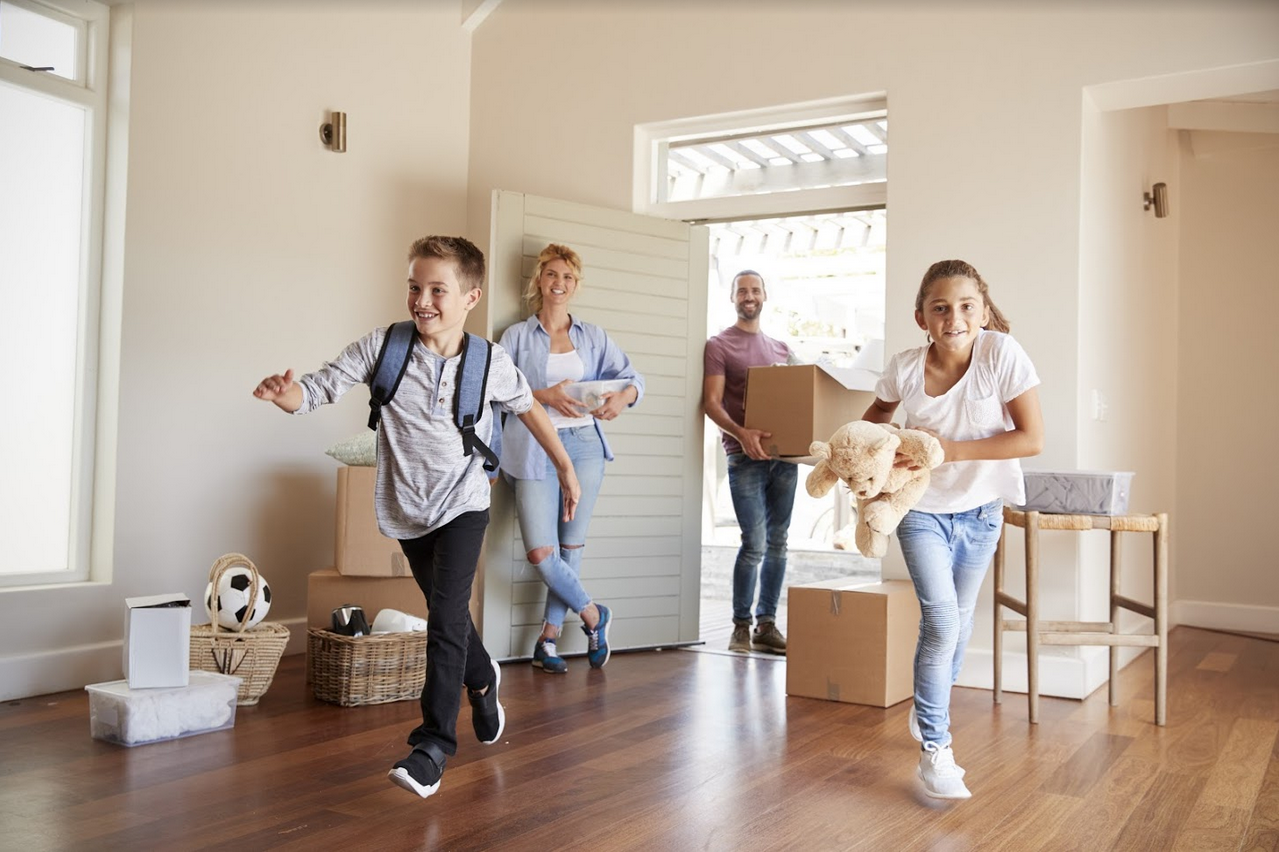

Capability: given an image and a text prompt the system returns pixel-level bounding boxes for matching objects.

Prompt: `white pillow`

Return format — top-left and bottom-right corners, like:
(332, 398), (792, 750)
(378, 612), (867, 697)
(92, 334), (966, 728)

(325, 431), (377, 466)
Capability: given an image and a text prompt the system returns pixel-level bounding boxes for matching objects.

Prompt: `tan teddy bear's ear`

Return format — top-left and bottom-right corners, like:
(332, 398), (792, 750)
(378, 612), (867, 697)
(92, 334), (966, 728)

(809, 440), (830, 460)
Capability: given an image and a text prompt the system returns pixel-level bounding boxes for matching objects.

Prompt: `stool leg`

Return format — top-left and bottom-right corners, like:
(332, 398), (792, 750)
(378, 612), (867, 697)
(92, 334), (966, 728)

(1027, 511), (1040, 724)
(993, 523), (1006, 705)
(1109, 529), (1122, 707)
(1155, 513), (1169, 726)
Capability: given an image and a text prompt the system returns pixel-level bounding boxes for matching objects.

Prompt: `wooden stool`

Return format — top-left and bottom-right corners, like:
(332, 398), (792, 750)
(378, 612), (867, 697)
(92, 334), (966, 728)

(992, 507), (1169, 725)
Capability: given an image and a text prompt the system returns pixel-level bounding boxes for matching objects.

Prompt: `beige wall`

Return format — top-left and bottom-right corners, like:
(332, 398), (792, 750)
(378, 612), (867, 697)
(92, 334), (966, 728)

(465, 1), (1278, 695)
(1175, 132), (1279, 630)
(0, 1), (473, 699)
(1077, 104), (1181, 636)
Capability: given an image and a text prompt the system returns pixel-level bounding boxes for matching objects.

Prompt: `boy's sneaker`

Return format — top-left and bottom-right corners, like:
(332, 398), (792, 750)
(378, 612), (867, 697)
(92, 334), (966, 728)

(583, 604), (612, 668)
(533, 638), (568, 674)
(728, 623), (751, 652)
(908, 704), (922, 742)
(751, 621), (787, 655)
(467, 658), (505, 745)
(917, 742), (971, 800)
(388, 742), (446, 799)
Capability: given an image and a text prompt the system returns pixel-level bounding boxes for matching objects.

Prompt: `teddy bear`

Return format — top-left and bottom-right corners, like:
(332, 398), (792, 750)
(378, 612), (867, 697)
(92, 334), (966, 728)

(805, 420), (945, 558)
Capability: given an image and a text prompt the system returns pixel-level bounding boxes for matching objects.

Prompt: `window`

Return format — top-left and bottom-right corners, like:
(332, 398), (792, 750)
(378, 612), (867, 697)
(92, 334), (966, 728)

(635, 94), (887, 222)
(0, 0), (111, 585)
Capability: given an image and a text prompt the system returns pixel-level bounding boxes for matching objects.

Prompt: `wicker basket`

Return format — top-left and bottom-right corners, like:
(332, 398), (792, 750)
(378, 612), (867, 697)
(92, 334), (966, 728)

(308, 627), (427, 706)
(189, 553), (290, 706)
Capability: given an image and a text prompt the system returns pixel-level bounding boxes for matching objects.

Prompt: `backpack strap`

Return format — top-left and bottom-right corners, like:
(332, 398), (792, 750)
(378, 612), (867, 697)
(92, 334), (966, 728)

(367, 321), (416, 430)
(455, 333), (499, 472)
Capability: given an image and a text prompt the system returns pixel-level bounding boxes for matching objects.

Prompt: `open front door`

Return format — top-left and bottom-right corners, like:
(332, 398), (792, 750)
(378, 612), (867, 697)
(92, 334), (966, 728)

(482, 190), (709, 659)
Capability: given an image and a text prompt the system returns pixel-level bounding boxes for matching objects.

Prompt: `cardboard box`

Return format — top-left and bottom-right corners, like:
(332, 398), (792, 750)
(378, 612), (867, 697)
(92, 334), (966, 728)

(786, 579), (920, 708)
(87, 671), (239, 746)
(743, 364), (877, 457)
(123, 594), (192, 689)
(335, 465), (411, 577)
(307, 568), (429, 630)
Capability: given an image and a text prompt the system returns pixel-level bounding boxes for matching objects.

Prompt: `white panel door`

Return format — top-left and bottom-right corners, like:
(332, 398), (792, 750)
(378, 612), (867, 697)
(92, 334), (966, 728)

(483, 190), (708, 659)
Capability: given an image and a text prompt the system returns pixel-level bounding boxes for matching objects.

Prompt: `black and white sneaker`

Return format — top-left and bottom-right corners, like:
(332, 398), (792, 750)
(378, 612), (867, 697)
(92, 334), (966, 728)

(467, 658), (505, 745)
(388, 741), (446, 799)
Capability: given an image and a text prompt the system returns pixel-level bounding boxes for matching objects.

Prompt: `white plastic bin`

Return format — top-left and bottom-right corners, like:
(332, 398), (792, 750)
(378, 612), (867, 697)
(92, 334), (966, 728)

(1020, 470), (1135, 515)
(86, 670), (241, 746)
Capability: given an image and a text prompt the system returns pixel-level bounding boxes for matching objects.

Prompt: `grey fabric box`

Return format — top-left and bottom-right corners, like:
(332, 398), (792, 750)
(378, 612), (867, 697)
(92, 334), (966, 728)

(1019, 470), (1135, 515)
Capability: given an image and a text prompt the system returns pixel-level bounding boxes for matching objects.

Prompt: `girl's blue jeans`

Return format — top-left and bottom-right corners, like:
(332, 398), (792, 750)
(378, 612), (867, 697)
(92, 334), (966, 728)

(512, 425), (606, 629)
(897, 498), (1003, 748)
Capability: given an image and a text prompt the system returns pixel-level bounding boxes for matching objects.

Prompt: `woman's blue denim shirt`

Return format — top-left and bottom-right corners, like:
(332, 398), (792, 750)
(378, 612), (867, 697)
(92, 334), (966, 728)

(497, 314), (645, 481)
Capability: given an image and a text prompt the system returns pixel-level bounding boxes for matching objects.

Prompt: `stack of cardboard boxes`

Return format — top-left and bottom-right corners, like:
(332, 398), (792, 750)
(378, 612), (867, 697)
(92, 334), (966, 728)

(306, 466), (430, 632)
(743, 364), (921, 709)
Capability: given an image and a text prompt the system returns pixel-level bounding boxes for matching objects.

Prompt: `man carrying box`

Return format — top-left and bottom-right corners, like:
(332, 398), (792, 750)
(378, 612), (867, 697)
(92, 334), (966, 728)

(702, 270), (796, 655)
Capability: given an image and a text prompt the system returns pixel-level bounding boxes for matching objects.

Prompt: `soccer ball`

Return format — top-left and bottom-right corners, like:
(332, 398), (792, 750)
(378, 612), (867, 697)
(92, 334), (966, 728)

(205, 564), (272, 630)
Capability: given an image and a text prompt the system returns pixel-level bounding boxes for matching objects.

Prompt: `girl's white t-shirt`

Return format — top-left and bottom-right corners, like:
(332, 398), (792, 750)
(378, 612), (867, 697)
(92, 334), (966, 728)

(545, 349), (594, 430)
(875, 330), (1040, 514)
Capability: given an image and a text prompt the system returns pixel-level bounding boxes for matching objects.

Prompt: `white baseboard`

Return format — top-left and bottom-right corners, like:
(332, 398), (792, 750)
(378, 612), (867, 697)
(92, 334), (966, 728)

(1174, 600), (1279, 634)
(0, 616), (307, 703)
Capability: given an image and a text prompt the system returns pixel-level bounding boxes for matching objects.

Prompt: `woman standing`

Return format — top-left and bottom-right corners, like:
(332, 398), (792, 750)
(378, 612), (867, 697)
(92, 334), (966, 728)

(499, 244), (644, 673)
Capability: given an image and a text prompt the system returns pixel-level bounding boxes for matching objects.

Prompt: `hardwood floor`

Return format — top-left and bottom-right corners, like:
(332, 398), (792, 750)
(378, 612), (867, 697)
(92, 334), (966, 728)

(2, 626), (1276, 851)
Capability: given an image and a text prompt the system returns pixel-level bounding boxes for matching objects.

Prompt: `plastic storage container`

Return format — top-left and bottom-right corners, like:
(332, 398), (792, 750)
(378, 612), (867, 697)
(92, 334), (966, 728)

(1019, 470), (1135, 515)
(564, 380), (630, 410)
(86, 670), (240, 746)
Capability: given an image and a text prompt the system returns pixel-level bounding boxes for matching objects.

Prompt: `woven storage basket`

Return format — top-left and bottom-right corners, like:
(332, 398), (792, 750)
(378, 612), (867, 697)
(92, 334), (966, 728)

(308, 627), (427, 706)
(189, 553), (290, 706)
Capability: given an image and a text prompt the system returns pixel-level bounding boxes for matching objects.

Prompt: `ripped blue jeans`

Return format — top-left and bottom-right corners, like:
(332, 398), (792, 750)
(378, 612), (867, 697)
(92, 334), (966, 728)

(897, 499), (1003, 748)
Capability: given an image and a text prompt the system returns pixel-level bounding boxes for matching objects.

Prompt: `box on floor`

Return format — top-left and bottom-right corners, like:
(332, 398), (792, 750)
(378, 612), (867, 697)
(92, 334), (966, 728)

(743, 364), (877, 458)
(786, 579), (920, 708)
(123, 594), (192, 689)
(335, 465), (411, 577)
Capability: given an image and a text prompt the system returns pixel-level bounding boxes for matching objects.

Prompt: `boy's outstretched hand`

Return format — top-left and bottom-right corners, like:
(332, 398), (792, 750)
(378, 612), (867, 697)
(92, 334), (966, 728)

(253, 369), (303, 412)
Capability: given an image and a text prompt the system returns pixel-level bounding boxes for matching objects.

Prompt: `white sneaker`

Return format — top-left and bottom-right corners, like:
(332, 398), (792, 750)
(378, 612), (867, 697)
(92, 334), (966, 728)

(917, 742), (972, 800)
(908, 705), (922, 742)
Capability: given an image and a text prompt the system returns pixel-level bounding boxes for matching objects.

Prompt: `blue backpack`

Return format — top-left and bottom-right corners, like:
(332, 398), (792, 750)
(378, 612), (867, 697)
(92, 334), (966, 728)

(366, 322), (501, 472)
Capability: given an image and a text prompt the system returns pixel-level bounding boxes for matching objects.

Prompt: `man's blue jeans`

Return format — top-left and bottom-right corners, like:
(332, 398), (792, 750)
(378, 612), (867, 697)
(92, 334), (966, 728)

(897, 499), (1003, 747)
(512, 426), (606, 629)
(726, 454), (797, 624)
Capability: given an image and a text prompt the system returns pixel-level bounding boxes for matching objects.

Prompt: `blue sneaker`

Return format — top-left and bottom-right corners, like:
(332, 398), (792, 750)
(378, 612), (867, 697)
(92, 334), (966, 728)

(533, 638), (568, 674)
(582, 604), (612, 668)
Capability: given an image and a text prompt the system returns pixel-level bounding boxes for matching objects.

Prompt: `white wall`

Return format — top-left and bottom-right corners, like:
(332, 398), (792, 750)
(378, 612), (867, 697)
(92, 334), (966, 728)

(0, 1), (474, 700)
(1175, 131), (1279, 632)
(466, 0), (1279, 697)
(1072, 103), (1182, 687)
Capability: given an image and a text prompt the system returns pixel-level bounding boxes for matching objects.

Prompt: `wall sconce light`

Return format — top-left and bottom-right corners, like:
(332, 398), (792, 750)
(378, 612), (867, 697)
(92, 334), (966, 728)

(320, 111), (347, 153)
(1143, 182), (1168, 218)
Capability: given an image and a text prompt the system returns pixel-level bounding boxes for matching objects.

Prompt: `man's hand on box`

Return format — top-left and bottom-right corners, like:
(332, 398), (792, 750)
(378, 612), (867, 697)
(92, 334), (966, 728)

(738, 428), (773, 461)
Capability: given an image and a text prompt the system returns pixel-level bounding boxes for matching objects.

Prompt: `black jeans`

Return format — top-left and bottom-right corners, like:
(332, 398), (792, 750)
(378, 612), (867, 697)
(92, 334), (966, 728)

(399, 509), (493, 756)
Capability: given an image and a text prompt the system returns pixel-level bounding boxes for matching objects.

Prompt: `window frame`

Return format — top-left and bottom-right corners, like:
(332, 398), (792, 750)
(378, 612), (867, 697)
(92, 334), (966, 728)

(0, 0), (112, 588)
(634, 94), (888, 223)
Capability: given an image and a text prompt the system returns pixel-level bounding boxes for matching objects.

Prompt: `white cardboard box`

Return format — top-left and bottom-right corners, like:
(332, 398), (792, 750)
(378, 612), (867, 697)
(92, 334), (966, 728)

(123, 594), (192, 689)
(86, 671), (239, 746)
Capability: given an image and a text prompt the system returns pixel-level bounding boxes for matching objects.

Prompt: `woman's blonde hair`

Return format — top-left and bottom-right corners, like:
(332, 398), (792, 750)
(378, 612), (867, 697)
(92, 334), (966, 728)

(915, 259), (1010, 334)
(524, 243), (583, 315)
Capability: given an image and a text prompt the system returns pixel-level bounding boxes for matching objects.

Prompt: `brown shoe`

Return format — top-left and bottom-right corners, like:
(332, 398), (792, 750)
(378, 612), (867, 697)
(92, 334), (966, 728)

(728, 623), (752, 652)
(751, 621), (787, 655)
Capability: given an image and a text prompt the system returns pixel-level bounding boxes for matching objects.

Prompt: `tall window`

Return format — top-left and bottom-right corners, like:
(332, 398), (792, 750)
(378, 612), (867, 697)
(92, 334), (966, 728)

(0, 0), (110, 585)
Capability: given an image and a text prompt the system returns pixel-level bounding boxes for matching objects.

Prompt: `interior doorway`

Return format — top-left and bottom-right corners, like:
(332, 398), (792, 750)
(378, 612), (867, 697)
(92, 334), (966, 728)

(698, 209), (886, 650)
